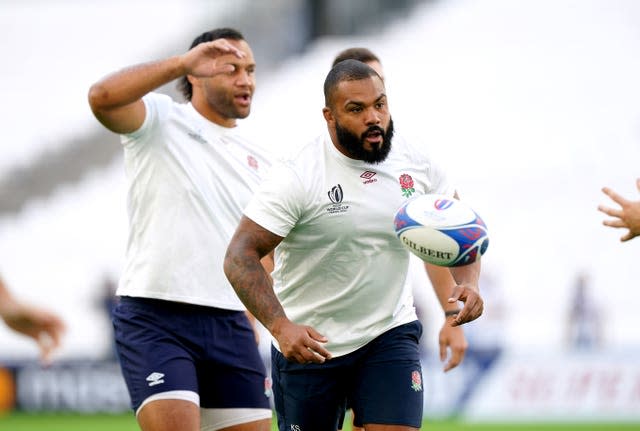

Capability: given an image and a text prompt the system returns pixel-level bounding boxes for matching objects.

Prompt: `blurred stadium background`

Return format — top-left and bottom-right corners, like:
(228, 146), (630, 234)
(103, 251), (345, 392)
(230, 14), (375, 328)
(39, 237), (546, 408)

(1, 0), (639, 428)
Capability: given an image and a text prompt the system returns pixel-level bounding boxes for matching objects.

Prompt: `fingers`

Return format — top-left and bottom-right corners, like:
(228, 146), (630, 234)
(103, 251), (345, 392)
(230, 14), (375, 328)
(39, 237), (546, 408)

(277, 323), (332, 364)
(602, 218), (626, 228)
(206, 39), (245, 59)
(36, 316), (65, 365)
(447, 285), (483, 326)
(601, 186), (628, 207)
(597, 204), (622, 218)
(450, 300), (483, 326)
(37, 332), (56, 366)
(443, 346), (464, 372)
(439, 325), (467, 372)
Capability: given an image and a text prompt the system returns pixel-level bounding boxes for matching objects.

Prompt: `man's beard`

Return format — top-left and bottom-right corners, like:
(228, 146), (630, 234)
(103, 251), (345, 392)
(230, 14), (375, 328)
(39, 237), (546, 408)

(335, 118), (394, 164)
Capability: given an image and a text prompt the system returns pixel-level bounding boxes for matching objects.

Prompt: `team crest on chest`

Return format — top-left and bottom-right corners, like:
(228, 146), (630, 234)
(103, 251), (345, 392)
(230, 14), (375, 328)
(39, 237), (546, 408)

(399, 174), (415, 197)
(247, 155), (259, 170)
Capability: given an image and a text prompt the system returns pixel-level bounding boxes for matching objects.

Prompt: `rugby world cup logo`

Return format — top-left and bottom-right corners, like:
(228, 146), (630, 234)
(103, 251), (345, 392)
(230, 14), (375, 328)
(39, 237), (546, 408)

(326, 184), (349, 214)
(328, 184), (343, 203)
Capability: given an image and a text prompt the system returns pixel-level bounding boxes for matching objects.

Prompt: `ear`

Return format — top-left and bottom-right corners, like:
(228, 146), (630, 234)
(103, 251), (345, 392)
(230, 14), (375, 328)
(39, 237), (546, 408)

(322, 106), (334, 125)
(187, 74), (199, 88)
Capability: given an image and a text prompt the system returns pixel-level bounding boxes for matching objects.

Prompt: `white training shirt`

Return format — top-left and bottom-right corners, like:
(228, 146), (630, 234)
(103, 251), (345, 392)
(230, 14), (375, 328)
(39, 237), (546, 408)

(244, 131), (453, 357)
(116, 93), (271, 309)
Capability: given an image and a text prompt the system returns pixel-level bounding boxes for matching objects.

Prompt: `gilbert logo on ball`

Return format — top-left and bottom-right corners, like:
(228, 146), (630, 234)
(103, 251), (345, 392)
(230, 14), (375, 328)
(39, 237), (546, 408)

(393, 194), (489, 267)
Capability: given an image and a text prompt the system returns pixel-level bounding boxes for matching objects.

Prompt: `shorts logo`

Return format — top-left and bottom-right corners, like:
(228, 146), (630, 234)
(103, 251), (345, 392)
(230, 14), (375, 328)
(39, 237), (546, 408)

(264, 377), (273, 398)
(360, 170), (378, 184)
(146, 372), (165, 387)
(411, 370), (423, 392)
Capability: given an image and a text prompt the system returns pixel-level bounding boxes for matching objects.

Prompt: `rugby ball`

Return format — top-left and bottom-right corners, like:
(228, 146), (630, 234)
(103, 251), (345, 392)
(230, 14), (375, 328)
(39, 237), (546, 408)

(393, 194), (489, 267)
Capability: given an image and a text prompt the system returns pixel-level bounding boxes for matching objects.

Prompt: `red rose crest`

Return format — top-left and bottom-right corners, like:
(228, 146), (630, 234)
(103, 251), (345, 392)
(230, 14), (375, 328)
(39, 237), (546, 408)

(411, 370), (423, 392)
(399, 174), (415, 197)
(247, 155), (258, 170)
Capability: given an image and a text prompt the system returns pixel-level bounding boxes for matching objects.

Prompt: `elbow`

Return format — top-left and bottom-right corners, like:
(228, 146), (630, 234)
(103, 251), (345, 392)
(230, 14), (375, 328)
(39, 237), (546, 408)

(87, 82), (111, 115)
(223, 248), (238, 285)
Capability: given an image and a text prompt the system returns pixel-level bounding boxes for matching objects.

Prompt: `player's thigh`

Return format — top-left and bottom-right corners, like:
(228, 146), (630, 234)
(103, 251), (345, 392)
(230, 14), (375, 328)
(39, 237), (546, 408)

(137, 398), (200, 431)
(198, 311), (270, 410)
(271, 345), (345, 431)
(112, 298), (202, 413)
(352, 321), (423, 429)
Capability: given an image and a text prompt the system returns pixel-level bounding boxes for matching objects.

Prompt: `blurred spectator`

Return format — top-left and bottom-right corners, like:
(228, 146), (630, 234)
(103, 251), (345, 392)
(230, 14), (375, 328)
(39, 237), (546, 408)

(0, 275), (65, 365)
(455, 269), (505, 407)
(95, 274), (119, 360)
(463, 270), (505, 370)
(566, 271), (603, 351)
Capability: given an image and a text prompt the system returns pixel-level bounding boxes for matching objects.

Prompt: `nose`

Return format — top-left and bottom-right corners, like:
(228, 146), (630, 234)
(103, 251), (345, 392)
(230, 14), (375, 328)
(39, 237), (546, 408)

(364, 107), (381, 126)
(235, 69), (252, 87)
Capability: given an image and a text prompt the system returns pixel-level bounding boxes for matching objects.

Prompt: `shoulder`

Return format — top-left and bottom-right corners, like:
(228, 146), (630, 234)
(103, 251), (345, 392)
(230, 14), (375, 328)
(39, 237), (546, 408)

(283, 133), (325, 162)
(261, 134), (325, 189)
(139, 92), (189, 127)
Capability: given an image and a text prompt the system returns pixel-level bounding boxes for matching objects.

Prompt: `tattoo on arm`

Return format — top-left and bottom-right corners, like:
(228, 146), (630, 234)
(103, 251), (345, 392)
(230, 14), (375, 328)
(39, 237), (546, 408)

(224, 217), (285, 331)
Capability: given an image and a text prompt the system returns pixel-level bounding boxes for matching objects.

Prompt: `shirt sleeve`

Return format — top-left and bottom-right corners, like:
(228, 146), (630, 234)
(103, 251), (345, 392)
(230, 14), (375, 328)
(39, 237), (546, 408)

(427, 156), (457, 197)
(243, 159), (305, 238)
(121, 93), (172, 147)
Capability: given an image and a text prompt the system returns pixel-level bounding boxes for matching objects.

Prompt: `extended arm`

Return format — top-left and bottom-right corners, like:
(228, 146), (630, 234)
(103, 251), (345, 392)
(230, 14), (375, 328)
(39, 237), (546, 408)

(224, 216), (332, 363)
(0, 277), (66, 364)
(87, 39), (244, 134)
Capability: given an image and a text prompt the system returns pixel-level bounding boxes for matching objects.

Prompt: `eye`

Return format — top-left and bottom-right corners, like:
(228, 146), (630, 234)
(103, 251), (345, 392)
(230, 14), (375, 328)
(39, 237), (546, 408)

(375, 101), (386, 109)
(349, 106), (363, 113)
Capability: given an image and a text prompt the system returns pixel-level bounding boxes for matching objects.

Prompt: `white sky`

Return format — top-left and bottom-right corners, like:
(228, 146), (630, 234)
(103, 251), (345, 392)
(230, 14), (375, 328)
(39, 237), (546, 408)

(1, 0), (639, 360)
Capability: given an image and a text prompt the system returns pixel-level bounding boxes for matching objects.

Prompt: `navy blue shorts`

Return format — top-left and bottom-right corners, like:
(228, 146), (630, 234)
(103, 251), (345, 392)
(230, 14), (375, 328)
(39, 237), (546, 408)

(112, 296), (271, 412)
(271, 320), (423, 431)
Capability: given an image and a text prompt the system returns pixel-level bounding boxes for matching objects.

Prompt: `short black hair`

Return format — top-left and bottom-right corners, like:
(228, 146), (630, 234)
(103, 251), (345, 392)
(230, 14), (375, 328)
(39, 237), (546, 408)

(324, 59), (381, 107)
(332, 47), (380, 68)
(177, 28), (245, 101)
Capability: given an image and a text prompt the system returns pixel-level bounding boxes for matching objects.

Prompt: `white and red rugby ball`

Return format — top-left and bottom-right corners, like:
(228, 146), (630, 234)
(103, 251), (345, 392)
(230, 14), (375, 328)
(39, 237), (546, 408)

(393, 194), (489, 267)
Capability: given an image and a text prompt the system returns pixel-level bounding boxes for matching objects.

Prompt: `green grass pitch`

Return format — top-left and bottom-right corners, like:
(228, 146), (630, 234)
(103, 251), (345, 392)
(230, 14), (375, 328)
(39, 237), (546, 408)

(0, 412), (638, 431)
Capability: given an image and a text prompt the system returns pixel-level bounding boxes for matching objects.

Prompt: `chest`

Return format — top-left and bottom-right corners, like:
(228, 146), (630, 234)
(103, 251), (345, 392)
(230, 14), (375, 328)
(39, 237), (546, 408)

(296, 162), (432, 244)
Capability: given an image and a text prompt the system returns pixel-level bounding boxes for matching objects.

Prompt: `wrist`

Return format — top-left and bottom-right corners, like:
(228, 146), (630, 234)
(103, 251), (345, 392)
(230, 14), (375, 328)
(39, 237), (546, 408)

(444, 309), (460, 317)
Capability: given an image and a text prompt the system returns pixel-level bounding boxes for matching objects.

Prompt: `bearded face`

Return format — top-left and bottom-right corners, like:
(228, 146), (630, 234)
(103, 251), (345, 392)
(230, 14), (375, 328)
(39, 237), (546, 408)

(334, 117), (394, 164)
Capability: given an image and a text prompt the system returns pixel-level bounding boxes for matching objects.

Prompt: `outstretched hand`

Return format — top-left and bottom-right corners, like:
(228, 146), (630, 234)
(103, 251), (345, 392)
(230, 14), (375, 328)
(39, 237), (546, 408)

(271, 318), (332, 364)
(1, 301), (66, 365)
(598, 179), (640, 242)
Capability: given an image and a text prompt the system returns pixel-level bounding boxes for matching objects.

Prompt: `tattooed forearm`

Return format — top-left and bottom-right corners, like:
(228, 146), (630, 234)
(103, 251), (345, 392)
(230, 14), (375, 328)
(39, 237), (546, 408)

(224, 216), (286, 332)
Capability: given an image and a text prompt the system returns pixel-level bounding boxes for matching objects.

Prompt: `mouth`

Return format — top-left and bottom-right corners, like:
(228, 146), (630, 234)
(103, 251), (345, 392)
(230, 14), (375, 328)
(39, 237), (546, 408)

(235, 92), (252, 107)
(364, 129), (383, 145)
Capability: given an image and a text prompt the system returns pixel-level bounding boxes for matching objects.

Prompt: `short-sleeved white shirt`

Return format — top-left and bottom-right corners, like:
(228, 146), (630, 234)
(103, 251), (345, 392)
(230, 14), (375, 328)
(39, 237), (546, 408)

(117, 93), (271, 309)
(244, 131), (453, 356)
